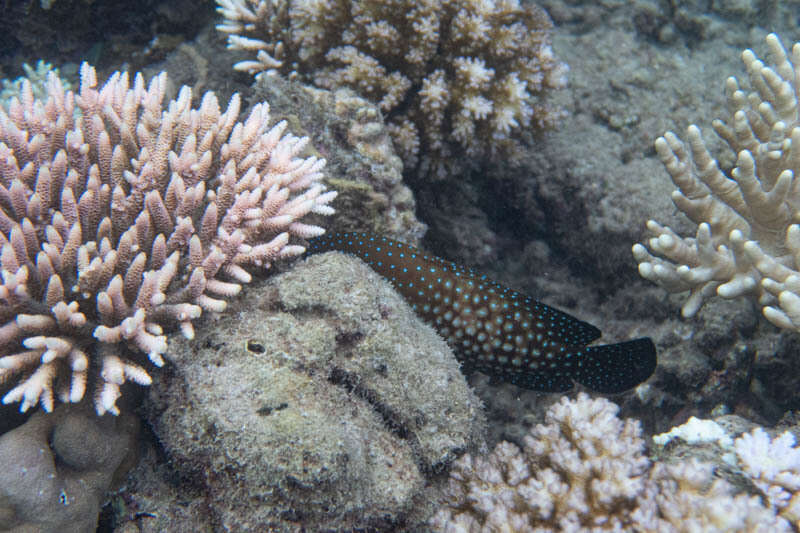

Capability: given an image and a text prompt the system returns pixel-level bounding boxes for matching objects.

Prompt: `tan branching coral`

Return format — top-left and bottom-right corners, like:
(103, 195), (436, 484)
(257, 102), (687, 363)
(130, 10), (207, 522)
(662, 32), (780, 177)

(216, 0), (568, 178)
(431, 394), (790, 531)
(0, 63), (336, 415)
(632, 34), (800, 331)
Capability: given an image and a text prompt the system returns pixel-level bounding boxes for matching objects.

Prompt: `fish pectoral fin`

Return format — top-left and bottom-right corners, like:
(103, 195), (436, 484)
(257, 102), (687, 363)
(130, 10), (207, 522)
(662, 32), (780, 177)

(574, 337), (657, 394)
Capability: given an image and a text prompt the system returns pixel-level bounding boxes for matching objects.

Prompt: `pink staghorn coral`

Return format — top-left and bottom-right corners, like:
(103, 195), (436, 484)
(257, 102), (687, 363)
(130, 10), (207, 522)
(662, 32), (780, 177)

(431, 394), (790, 532)
(0, 63), (336, 415)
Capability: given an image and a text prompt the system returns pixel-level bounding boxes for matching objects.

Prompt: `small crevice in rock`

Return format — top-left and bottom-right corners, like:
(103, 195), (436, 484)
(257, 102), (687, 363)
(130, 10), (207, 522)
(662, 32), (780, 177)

(327, 367), (410, 442)
(257, 402), (289, 416)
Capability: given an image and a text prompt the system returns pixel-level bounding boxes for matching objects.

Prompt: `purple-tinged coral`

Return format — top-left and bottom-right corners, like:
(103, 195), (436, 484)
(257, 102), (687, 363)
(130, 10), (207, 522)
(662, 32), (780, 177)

(0, 63), (336, 415)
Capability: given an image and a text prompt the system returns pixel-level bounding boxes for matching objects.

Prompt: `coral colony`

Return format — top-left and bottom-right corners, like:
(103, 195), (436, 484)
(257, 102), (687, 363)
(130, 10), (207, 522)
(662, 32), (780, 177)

(0, 64), (336, 415)
(4, 0), (800, 527)
(216, 0), (568, 178)
(633, 34), (800, 332)
(430, 394), (796, 530)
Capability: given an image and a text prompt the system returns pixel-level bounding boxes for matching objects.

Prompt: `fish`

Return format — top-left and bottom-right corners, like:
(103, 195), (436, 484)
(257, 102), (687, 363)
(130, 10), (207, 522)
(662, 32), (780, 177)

(306, 232), (656, 394)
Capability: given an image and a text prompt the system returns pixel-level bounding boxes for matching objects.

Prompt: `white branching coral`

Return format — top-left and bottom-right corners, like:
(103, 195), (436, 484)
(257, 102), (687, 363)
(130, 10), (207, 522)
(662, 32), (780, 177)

(215, 0), (568, 179)
(654, 417), (800, 528)
(632, 33), (800, 331)
(431, 394), (790, 532)
(431, 393), (650, 531)
(733, 428), (800, 525)
(0, 63), (336, 415)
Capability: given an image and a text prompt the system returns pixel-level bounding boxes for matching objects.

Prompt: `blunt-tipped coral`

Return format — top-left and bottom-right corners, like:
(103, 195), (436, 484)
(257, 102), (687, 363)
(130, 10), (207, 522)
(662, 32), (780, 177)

(216, 0), (568, 178)
(732, 428), (800, 525)
(0, 63), (336, 415)
(633, 33), (800, 331)
(431, 394), (790, 531)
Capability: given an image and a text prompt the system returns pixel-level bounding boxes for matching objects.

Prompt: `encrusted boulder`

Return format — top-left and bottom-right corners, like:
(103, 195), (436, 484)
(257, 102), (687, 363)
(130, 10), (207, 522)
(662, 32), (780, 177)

(138, 252), (485, 531)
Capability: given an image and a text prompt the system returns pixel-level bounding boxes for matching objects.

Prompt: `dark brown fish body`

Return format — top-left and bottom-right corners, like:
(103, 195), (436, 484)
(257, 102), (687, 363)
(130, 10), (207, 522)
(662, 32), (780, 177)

(308, 232), (656, 393)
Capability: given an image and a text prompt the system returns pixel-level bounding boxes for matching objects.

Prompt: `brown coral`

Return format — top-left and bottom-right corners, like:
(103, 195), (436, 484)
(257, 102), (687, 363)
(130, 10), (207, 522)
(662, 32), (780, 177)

(0, 63), (336, 415)
(216, 0), (568, 179)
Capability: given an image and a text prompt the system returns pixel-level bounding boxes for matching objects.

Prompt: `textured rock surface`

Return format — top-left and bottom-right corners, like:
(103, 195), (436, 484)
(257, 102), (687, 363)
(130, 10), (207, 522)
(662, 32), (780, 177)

(0, 404), (139, 533)
(137, 252), (484, 531)
(249, 75), (427, 245)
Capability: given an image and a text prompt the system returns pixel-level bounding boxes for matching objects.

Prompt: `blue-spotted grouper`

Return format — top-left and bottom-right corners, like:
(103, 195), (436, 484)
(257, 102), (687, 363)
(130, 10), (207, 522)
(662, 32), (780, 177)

(307, 232), (656, 394)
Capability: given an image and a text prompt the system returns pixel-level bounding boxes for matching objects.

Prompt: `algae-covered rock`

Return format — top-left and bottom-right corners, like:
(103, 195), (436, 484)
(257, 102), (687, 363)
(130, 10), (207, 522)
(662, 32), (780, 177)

(249, 75), (427, 245)
(141, 252), (485, 531)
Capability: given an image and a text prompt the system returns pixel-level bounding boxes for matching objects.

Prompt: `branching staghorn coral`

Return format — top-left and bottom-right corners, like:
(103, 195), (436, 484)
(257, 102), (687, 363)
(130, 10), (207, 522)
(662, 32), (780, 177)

(216, 0), (568, 178)
(632, 34), (800, 331)
(0, 63), (336, 415)
(430, 394), (791, 532)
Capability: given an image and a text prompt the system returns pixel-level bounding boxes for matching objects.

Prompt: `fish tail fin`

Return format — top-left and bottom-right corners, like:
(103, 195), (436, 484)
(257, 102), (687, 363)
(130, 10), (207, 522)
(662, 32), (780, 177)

(574, 337), (656, 394)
